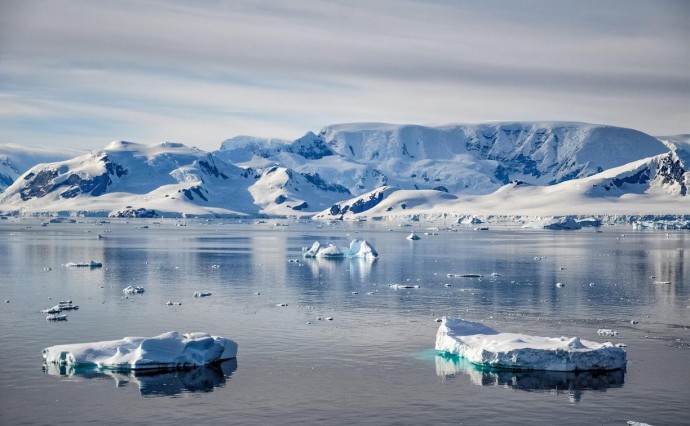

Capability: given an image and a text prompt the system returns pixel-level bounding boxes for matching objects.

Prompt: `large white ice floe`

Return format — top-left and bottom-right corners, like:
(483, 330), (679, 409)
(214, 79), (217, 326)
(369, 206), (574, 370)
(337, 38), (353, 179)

(303, 239), (378, 259)
(435, 317), (626, 371)
(42, 331), (238, 370)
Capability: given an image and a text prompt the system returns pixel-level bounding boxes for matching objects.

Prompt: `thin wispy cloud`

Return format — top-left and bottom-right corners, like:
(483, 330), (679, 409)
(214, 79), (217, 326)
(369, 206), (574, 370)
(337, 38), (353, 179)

(1, 0), (688, 150)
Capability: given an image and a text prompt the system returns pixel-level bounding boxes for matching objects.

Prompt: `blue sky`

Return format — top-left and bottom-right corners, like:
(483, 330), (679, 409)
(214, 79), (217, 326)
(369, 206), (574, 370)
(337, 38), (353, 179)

(1, 0), (688, 151)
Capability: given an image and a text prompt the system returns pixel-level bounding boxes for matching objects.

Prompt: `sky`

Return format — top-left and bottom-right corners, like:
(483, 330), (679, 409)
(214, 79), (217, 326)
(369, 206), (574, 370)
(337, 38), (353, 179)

(1, 0), (688, 152)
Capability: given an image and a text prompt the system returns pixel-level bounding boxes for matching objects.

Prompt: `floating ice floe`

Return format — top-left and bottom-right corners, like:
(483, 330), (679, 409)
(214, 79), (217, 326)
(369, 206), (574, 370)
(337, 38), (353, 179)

(58, 300), (79, 310)
(166, 301), (182, 306)
(406, 232), (421, 240)
(41, 305), (63, 314)
(123, 286), (145, 295)
(556, 282), (565, 288)
(448, 273), (483, 278)
(46, 314), (68, 321)
(193, 291), (212, 297)
(65, 260), (103, 268)
(597, 329), (618, 337)
(389, 284), (420, 289)
(42, 331), (238, 370)
(303, 239), (378, 259)
(435, 317), (626, 371)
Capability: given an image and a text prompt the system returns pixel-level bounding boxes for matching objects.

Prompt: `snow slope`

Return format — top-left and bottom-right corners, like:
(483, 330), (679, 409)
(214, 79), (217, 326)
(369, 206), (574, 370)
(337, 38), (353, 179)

(315, 145), (688, 220)
(0, 144), (83, 191)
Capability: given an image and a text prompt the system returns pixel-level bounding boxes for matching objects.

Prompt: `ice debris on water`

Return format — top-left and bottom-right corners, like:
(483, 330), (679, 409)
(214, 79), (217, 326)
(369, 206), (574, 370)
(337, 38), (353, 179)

(630, 320), (639, 325)
(193, 291), (212, 297)
(406, 232), (421, 240)
(597, 329), (618, 337)
(123, 286), (145, 295)
(166, 301), (182, 306)
(556, 282), (565, 288)
(276, 303), (288, 307)
(42, 331), (237, 370)
(653, 281), (671, 285)
(627, 421), (653, 426)
(436, 317), (627, 371)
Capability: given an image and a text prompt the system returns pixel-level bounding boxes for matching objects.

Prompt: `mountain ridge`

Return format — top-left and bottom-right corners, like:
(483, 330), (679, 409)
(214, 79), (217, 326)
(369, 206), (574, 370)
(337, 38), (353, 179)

(1, 122), (686, 219)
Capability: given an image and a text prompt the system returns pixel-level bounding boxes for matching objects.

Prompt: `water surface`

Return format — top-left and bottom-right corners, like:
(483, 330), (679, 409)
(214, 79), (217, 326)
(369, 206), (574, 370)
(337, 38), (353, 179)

(0, 219), (688, 425)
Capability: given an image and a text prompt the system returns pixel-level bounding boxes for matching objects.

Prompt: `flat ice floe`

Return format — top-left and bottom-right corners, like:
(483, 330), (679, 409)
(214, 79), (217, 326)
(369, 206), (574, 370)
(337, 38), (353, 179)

(42, 331), (238, 370)
(435, 317), (626, 371)
(303, 239), (378, 259)
(65, 260), (103, 268)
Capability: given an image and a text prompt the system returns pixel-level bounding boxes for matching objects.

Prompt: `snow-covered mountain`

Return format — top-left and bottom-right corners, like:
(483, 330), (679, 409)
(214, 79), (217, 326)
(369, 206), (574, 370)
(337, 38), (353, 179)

(0, 144), (83, 191)
(314, 141), (689, 220)
(0, 141), (352, 217)
(217, 122), (668, 196)
(0, 122), (686, 219)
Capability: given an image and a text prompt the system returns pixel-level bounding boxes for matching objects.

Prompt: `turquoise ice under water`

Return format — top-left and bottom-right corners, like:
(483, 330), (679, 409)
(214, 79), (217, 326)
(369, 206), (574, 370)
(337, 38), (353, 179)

(0, 219), (688, 425)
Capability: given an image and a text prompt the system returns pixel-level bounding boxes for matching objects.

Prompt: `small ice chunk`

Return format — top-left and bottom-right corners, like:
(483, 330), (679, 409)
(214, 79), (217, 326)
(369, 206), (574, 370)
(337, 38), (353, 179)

(65, 260), (102, 268)
(123, 286), (145, 295)
(166, 301), (182, 306)
(41, 305), (62, 314)
(42, 331), (237, 370)
(630, 320), (639, 325)
(326, 317), (333, 321)
(597, 329), (618, 337)
(46, 314), (67, 321)
(276, 303), (288, 307)
(436, 317), (626, 371)
(490, 273), (501, 277)
(556, 282), (565, 288)
(444, 283), (451, 287)
(193, 291), (212, 297)
(653, 281), (671, 285)
(389, 284), (420, 289)
(406, 232), (421, 240)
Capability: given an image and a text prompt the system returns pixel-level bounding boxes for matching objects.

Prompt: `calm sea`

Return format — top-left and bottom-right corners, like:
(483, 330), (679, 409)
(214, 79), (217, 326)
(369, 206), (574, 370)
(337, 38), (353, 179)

(0, 219), (688, 425)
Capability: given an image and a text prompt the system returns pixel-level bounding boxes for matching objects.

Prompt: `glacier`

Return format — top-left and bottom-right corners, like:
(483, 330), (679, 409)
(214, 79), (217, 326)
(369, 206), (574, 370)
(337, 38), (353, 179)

(435, 317), (627, 371)
(42, 331), (238, 370)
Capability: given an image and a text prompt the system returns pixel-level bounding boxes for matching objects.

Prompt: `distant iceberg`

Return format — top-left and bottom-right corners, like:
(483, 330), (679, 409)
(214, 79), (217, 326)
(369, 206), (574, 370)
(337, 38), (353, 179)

(42, 331), (238, 371)
(435, 317), (626, 371)
(303, 239), (378, 259)
(523, 217), (582, 230)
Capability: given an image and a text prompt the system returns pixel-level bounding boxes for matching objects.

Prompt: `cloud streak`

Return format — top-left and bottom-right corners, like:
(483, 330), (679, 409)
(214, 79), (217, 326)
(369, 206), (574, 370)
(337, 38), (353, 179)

(1, 0), (688, 150)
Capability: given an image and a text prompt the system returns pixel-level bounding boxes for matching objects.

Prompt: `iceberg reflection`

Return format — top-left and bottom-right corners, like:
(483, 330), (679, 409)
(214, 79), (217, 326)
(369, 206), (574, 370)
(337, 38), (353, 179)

(435, 353), (624, 402)
(43, 359), (238, 397)
(304, 256), (376, 279)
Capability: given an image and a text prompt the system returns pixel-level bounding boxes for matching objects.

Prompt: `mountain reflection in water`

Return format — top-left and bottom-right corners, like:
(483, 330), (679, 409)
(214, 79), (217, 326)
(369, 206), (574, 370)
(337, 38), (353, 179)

(42, 359), (238, 397)
(435, 353), (624, 402)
